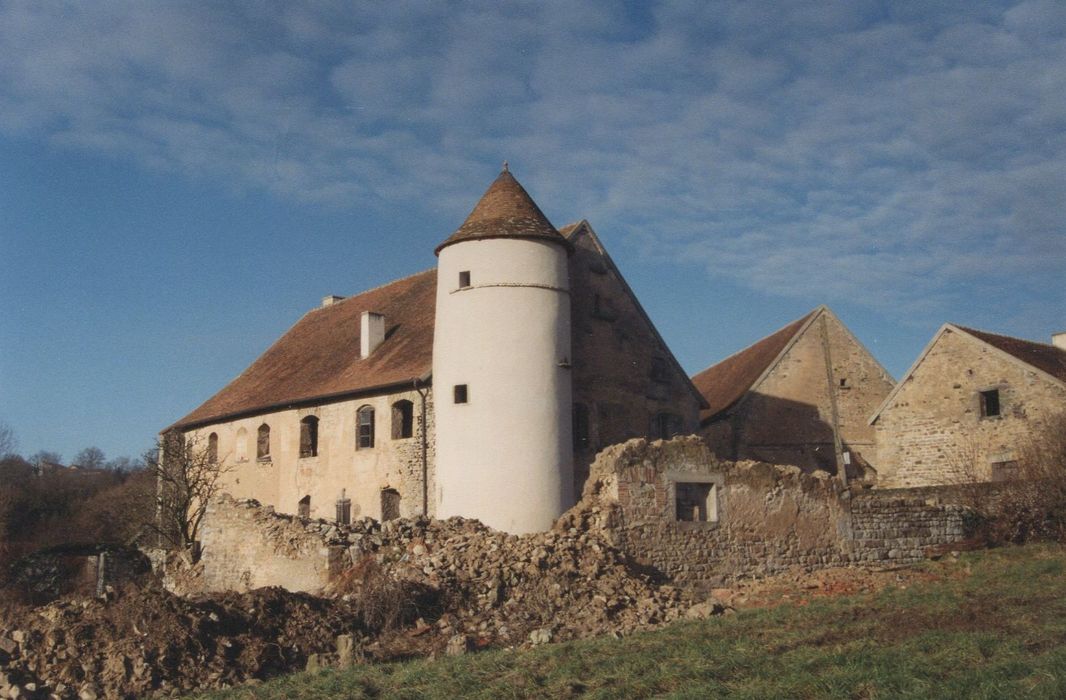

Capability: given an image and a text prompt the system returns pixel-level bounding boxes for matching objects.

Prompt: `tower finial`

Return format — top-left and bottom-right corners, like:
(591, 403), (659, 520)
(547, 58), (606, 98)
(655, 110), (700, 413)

(502, 160), (509, 173)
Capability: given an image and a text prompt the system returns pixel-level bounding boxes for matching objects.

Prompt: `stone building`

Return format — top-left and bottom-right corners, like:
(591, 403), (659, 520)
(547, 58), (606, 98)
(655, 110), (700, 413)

(870, 325), (1066, 487)
(691, 306), (895, 478)
(166, 168), (705, 533)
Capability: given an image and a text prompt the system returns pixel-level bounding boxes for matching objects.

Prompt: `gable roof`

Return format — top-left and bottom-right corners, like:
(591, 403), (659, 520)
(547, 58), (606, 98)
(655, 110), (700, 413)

(868, 323), (1066, 425)
(691, 310), (818, 424)
(169, 269), (437, 431)
(435, 168), (571, 255)
(563, 220), (708, 410)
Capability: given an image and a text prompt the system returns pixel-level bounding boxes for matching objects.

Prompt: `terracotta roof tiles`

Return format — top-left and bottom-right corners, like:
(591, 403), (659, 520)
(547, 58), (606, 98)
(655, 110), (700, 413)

(169, 269), (437, 431)
(956, 325), (1066, 384)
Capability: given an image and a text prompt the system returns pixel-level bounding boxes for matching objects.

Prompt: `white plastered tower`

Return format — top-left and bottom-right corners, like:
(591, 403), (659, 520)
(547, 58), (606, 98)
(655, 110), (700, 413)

(432, 167), (574, 534)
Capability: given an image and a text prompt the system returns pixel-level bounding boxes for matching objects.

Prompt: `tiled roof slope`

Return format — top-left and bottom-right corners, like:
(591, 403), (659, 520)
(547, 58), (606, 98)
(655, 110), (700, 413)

(956, 326), (1066, 384)
(435, 169), (570, 254)
(169, 269), (437, 431)
(691, 311), (816, 424)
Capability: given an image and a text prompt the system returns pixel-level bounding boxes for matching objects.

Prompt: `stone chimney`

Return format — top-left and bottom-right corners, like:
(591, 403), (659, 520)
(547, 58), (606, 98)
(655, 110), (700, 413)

(361, 311), (385, 358)
(321, 295), (345, 307)
(1053, 332), (1066, 351)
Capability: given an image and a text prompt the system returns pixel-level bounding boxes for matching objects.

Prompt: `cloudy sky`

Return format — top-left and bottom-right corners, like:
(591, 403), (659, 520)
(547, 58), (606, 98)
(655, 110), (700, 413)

(1, 1), (1064, 461)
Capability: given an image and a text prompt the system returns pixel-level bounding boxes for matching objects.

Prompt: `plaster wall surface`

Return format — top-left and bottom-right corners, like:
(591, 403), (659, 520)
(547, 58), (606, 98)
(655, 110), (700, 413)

(433, 237), (573, 533)
(185, 387), (434, 523)
(873, 328), (1066, 487)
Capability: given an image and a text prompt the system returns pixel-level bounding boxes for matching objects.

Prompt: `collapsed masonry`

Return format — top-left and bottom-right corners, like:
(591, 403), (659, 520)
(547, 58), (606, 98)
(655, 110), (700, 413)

(198, 437), (971, 597)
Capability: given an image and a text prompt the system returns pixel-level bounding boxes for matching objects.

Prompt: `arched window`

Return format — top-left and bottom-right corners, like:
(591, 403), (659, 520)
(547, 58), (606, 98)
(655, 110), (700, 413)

(391, 400), (414, 439)
(207, 432), (219, 463)
(572, 403), (590, 451)
(298, 495), (311, 519)
(357, 406), (375, 449)
(300, 416), (319, 457)
(257, 423), (271, 460)
(235, 428), (248, 462)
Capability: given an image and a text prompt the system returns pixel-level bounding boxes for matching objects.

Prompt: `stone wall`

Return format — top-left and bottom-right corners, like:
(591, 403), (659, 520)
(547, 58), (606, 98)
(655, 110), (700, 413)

(702, 309), (895, 475)
(873, 327), (1066, 487)
(568, 223), (704, 495)
(569, 437), (968, 587)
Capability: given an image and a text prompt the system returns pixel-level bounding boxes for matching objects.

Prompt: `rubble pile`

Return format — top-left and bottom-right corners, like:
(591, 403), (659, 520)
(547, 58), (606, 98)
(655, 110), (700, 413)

(0, 587), (369, 699)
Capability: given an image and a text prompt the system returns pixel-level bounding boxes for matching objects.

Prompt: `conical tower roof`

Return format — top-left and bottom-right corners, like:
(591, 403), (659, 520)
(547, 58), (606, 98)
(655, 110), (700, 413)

(435, 166), (571, 255)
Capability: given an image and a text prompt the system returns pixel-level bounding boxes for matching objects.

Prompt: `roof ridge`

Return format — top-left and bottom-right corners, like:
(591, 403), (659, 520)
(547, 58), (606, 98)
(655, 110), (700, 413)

(311, 267), (436, 312)
(692, 308), (817, 378)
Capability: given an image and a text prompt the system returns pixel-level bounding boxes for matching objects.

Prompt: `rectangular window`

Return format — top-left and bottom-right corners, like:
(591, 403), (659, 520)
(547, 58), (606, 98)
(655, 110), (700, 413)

(980, 389), (1001, 417)
(459, 271), (471, 288)
(454, 384), (468, 404)
(675, 482), (717, 523)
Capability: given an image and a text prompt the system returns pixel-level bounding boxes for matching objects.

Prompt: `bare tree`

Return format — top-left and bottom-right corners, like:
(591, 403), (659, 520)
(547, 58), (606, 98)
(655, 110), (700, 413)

(72, 446), (107, 470)
(148, 431), (233, 557)
(0, 421), (16, 459)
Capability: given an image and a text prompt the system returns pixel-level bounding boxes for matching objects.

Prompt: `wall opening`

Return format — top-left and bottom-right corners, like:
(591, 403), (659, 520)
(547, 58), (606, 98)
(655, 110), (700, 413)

(674, 482), (717, 522)
(357, 406), (375, 449)
(297, 495), (311, 519)
(381, 488), (400, 521)
(256, 424), (271, 461)
(207, 432), (219, 463)
(299, 416), (319, 457)
(235, 427), (248, 462)
(458, 270), (471, 288)
(980, 389), (1001, 418)
(392, 400), (414, 439)
(454, 384), (468, 404)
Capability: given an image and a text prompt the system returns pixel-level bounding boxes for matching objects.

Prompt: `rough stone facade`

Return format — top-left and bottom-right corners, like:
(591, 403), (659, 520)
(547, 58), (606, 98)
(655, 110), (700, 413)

(872, 326), (1066, 487)
(199, 438), (971, 594)
(569, 438), (968, 587)
(700, 308), (894, 477)
(186, 387), (434, 523)
(568, 222), (704, 493)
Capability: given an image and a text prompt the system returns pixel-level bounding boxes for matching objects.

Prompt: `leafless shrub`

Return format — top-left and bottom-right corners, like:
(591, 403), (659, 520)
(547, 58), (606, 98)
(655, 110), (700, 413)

(332, 556), (443, 633)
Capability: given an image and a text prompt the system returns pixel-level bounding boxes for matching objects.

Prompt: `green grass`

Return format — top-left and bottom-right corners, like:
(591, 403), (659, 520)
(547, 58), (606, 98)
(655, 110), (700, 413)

(195, 545), (1066, 699)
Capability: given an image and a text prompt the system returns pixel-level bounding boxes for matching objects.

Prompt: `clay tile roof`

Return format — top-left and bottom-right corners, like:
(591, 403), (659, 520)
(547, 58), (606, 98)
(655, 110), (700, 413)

(435, 168), (571, 254)
(691, 310), (817, 424)
(955, 325), (1066, 384)
(168, 269), (437, 431)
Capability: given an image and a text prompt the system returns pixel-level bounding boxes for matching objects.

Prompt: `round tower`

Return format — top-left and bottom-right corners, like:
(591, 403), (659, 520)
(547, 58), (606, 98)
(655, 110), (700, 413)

(432, 166), (574, 534)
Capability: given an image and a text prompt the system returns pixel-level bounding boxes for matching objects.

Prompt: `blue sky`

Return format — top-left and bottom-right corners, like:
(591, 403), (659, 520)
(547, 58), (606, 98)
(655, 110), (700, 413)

(1, 1), (1064, 462)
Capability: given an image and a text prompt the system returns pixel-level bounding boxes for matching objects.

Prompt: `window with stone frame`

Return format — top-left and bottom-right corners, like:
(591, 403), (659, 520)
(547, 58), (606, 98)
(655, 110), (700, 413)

(357, 405), (375, 449)
(980, 388), (1001, 418)
(257, 423), (271, 460)
(299, 416), (319, 457)
(392, 400), (414, 439)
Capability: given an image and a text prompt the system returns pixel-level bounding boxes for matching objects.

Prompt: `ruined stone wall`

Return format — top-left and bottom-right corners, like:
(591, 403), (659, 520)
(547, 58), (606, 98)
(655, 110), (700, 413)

(569, 224), (703, 495)
(199, 495), (347, 593)
(576, 438), (967, 587)
(706, 311), (894, 474)
(873, 328), (1066, 487)
(186, 387), (435, 523)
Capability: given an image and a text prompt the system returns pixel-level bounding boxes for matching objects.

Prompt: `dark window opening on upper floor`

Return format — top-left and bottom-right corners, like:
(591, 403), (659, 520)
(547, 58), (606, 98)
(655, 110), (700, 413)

(653, 412), (683, 440)
(454, 384), (468, 404)
(980, 389), (1001, 418)
(257, 424), (271, 460)
(207, 432), (219, 463)
(392, 400), (414, 439)
(300, 416), (319, 457)
(459, 271), (471, 288)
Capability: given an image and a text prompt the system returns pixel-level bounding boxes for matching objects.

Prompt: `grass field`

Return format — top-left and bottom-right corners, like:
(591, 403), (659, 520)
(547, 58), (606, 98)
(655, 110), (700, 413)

(196, 544), (1066, 699)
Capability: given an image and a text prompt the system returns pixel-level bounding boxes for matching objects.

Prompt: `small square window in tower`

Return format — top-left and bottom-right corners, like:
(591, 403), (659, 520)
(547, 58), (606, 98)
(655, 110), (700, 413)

(458, 270), (471, 289)
(454, 384), (468, 404)
(980, 389), (1001, 418)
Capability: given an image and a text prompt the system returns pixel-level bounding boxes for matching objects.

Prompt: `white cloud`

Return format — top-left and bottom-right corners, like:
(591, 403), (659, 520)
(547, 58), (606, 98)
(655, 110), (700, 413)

(1, 0), (1063, 322)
